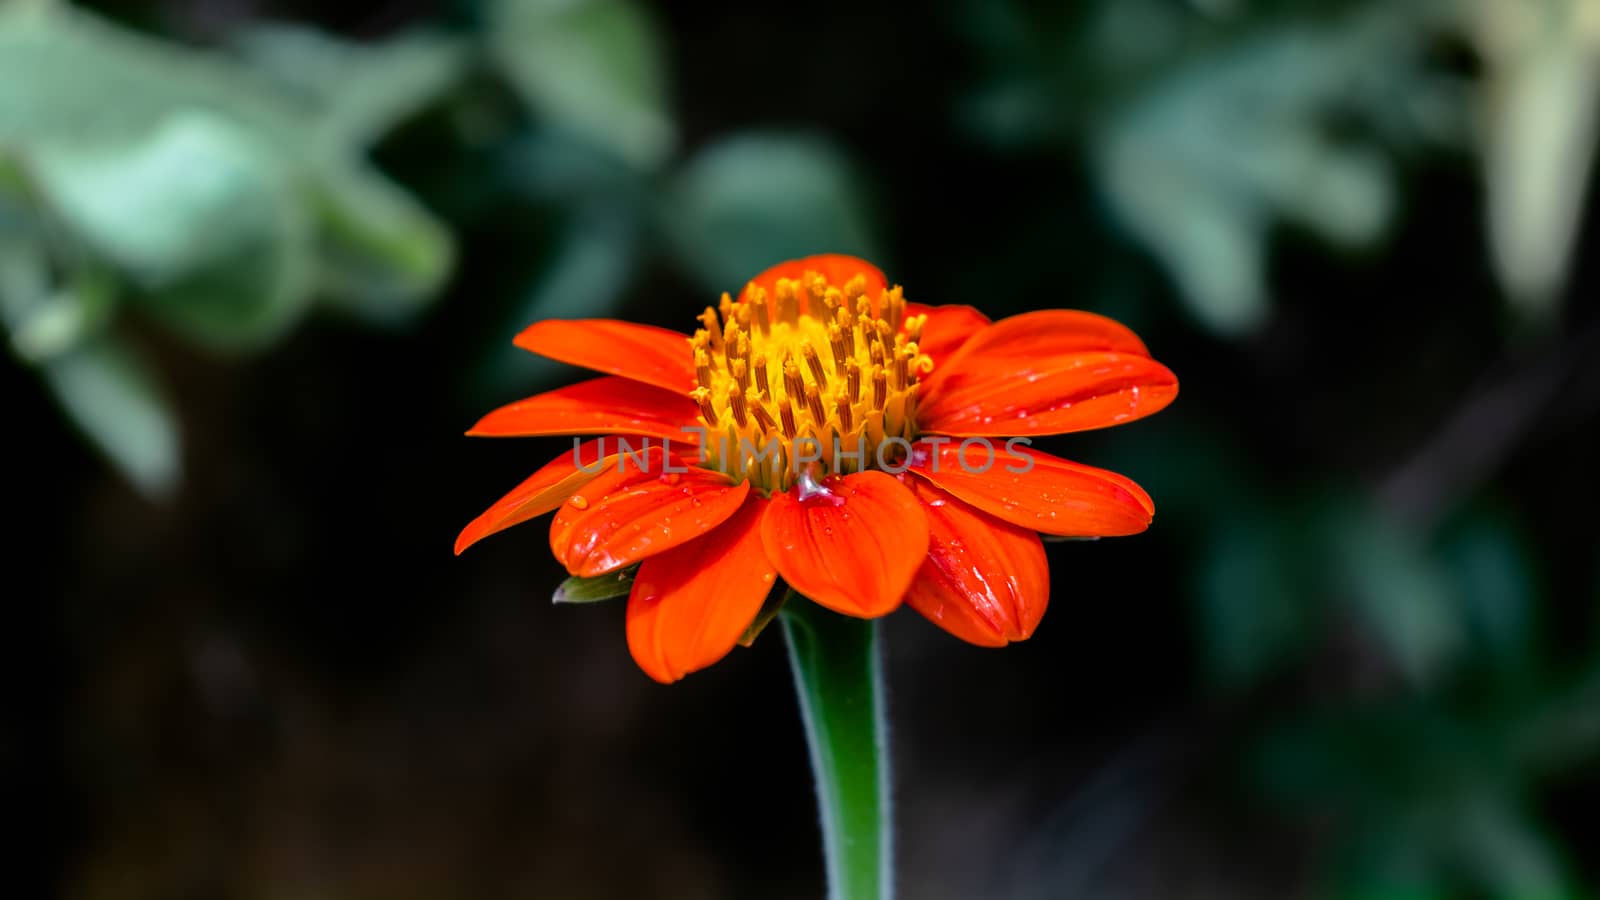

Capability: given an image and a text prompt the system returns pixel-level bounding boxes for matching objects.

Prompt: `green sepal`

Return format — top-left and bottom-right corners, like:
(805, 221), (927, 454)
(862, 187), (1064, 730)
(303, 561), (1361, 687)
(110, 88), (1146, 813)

(552, 566), (636, 605)
(737, 584), (789, 647)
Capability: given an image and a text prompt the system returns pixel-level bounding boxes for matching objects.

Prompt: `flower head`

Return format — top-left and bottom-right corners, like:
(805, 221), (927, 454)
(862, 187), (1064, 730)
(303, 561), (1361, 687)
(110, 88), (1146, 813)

(457, 255), (1178, 682)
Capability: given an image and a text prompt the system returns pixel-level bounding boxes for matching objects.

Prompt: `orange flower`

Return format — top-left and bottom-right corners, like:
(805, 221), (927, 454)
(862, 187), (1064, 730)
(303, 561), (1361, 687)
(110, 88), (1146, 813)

(457, 255), (1177, 682)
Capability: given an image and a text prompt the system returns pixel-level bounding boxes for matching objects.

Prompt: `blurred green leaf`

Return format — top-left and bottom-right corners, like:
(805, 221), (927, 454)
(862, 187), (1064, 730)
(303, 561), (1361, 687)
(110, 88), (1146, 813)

(0, 2), (454, 329)
(666, 133), (879, 292)
(231, 24), (468, 151)
(553, 566), (636, 604)
(1094, 22), (1399, 335)
(1480, 0), (1600, 316)
(489, 0), (675, 171)
(1195, 512), (1313, 691)
(0, 1), (302, 145)
(1451, 803), (1574, 900)
(1325, 503), (1464, 689)
(41, 334), (180, 498)
(1438, 512), (1538, 678)
(0, 215), (106, 362)
(480, 208), (640, 393)
(29, 112), (315, 349)
(312, 160), (455, 322)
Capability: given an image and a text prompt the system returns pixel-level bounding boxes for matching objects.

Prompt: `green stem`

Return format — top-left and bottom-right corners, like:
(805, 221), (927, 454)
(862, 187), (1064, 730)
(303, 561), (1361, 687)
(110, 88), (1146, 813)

(781, 594), (893, 900)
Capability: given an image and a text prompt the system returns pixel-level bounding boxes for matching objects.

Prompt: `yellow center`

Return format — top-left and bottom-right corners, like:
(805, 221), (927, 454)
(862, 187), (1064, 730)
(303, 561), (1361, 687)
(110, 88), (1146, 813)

(689, 269), (930, 492)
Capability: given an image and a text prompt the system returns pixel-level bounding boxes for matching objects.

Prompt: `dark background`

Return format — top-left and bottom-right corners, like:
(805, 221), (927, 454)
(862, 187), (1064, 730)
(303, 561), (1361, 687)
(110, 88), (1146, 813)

(9, 1), (1600, 897)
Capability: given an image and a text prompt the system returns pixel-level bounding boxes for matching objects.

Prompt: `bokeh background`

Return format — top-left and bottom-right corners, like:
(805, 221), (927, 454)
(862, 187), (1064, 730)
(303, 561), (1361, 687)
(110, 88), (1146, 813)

(9, 0), (1600, 897)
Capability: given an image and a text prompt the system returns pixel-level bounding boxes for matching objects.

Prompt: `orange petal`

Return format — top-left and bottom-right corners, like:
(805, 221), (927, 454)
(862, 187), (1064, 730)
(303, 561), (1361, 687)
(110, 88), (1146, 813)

(928, 309), (1153, 384)
(549, 445), (749, 576)
(904, 481), (1049, 646)
(905, 440), (1154, 536)
(626, 497), (776, 683)
(918, 349), (1178, 436)
(905, 302), (990, 373)
(760, 470), (929, 617)
(919, 309), (1167, 433)
(515, 319), (695, 395)
(455, 437), (701, 555)
(738, 254), (889, 313)
(468, 376), (700, 442)
(455, 438), (607, 555)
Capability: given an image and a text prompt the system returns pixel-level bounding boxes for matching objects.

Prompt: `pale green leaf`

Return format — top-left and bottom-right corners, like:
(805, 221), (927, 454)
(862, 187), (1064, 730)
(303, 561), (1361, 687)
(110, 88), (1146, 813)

(232, 24), (468, 151)
(490, 0), (675, 171)
(1091, 15), (1405, 335)
(1480, 0), (1600, 315)
(480, 210), (639, 393)
(28, 112), (315, 349)
(0, 3), (454, 323)
(41, 335), (180, 498)
(313, 161), (455, 322)
(666, 133), (878, 292)
(1325, 504), (1465, 688)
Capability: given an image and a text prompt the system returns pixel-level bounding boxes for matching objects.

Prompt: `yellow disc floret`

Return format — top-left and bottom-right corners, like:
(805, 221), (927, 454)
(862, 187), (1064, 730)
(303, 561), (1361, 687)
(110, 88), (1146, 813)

(689, 269), (931, 492)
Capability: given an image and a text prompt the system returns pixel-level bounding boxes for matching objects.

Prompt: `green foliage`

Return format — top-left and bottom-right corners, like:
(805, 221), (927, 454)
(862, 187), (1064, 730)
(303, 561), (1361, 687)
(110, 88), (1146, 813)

(31, 112), (315, 347)
(0, 2), (458, 493)
(1480, 0), (1600, 317)
(16, 1), (1599, 897)
(40, 334), (182, 498)
(488, 0), (675, 172)
(964, 0), (1600, 335)
(665, 133), (880, 295)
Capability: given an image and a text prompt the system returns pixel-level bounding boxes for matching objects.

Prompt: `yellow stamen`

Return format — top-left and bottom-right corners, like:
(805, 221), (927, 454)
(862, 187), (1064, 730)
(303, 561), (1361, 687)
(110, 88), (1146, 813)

(783, 358), (805, 405)
(892, 348), (910, 391)
(695, 350), (713, 390)
(802, 343), (829, 391)
(750, 395), (778, 433)
(684, 268), (927, 490)
(750, 286), (771, 334)
(843, 273), (868, 304)
(700, 308), (723, 352)
(723, 323), (743, 375)
(754, 355), (771, 398)
(692, 387), (718, 426)
(827, 324), (848, 375)
(885, 286), (906, 327)
(779, 398), (798, 439)
(836, 308), (856, 356)
(775, 280), (798, 322)
(804, 383), (827, 425)
(904, 313), (926, 345)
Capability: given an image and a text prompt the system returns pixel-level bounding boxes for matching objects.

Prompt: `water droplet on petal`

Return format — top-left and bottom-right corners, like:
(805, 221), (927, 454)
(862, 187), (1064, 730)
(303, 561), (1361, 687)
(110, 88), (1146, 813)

(569, 495), (589, 510)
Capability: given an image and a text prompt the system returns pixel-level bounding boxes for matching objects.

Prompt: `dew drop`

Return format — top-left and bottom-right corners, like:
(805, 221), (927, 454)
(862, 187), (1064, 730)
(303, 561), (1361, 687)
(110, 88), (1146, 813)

(569, 495), (590, 510)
